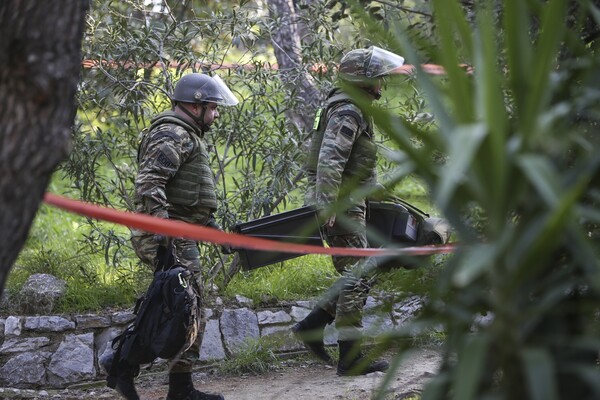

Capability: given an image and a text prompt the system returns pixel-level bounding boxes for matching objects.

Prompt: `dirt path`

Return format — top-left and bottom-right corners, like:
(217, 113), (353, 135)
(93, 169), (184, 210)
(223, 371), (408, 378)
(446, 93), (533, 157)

(23, 347), (440, 400)
(90, 347), (442, 400)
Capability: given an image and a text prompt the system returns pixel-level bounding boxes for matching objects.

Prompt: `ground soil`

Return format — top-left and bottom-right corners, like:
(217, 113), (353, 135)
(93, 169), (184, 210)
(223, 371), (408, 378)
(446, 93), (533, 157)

(65, 346), (441, 400)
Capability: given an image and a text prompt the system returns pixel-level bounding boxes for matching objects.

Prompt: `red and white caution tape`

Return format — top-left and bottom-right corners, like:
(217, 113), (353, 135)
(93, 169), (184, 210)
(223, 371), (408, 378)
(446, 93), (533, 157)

(43, 193), (456, 258)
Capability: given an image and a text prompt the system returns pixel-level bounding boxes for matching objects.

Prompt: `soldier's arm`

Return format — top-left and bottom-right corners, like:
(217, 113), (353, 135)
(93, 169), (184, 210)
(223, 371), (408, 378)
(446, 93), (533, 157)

(315, 107), (360, 207)
(135, 129), (194, 218)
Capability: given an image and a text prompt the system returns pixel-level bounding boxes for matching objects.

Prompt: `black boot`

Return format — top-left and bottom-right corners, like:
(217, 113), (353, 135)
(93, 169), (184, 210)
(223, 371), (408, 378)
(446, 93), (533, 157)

(166, 372), (225, 400)
(101, 352), (140, 400)
(337, 340), (389, 376)
(291, 307), (335, 364)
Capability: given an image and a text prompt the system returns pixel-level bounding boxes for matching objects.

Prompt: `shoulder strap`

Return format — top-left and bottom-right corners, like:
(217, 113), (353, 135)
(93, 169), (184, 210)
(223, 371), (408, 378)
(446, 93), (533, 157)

(137, 114), (198, 164)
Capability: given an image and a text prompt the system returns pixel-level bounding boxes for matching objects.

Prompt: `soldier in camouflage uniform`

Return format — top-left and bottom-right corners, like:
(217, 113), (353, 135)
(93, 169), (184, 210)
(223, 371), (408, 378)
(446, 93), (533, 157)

(114, 73), (237, 400)
(293, 46), (405, 376)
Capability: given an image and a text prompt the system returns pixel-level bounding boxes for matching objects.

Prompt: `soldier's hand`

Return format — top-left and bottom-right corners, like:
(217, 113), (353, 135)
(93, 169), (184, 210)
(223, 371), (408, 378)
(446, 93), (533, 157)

(153, 234), (170, 247)
(367, 182), (392, 201)
(207, 217), (222, 231)
(317, 207), (336, 229)
(325, 214), (336, 228)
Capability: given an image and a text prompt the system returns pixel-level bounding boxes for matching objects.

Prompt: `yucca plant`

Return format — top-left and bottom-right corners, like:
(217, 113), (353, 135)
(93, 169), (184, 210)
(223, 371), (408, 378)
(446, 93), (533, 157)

(348, 0), (600, 399)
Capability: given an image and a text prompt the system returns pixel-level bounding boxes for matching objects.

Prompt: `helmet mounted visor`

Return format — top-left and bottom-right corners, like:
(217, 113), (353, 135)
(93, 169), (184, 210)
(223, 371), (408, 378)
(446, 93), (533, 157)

(339, 46), (405, 82)
(208, 75), (239, 106)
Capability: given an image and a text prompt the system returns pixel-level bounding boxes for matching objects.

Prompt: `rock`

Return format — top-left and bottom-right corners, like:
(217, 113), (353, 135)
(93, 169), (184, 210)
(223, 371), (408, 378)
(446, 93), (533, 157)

(47, 333), (96, 387)
(0, 351), (51, 387)
(0, 337), (51, 354)
(23, 316), (75, 332)
(4, 316), (23, 337)
(260, 325), (305, 352)
(94, 327), (121, 365)
(220, 308), (259, 355)
(199, 319), (226, 361)
(234, 295), (254, 307)
(257, 310), (292, 325)
(111, 311), (135, 325)
(18, 274), (66, 315)
(392, 295), (425, 326)
(75, 314), (111, 330)
(363, 296), (394, 338)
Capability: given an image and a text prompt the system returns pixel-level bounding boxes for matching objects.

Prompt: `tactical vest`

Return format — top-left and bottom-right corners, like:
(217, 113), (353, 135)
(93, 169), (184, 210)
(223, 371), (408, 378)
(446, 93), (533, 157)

(139, 113), (217, 211)
(305, 90), (377, 203)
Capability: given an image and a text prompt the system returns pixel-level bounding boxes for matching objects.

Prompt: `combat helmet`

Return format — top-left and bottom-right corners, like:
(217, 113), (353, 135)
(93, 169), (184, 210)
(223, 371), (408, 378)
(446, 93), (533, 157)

(172, 73), (238, 106)
(339, 46), (405, 82)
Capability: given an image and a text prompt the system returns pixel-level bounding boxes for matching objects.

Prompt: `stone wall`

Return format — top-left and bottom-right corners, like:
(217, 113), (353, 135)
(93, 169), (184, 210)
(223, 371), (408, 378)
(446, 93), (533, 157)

(0, 295), (424, 390)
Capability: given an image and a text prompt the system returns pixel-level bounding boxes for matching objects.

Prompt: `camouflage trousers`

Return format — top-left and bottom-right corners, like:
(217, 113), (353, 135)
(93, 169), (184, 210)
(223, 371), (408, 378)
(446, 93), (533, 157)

(130, 230), (206, 374)
(317, 209), (378, 341)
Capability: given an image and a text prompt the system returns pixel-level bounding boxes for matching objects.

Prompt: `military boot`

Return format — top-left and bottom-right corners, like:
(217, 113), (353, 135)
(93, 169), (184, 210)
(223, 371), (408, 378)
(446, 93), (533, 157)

(337, 340), (389, 376)
(291, 307), (335, 364)
(166, 372), (225, 400)
(100, 351), (140, 400)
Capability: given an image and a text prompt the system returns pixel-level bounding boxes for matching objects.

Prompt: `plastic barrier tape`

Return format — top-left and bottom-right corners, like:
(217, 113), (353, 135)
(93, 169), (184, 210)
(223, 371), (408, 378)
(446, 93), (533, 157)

(43, 193), (455, 258)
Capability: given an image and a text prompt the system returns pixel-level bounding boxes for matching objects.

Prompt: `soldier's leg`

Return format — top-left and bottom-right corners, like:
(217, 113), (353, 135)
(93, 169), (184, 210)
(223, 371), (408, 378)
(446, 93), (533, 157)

(169, 237), (203, 374)
(166, 238), (223, 400)
(294, 212), (369, 363)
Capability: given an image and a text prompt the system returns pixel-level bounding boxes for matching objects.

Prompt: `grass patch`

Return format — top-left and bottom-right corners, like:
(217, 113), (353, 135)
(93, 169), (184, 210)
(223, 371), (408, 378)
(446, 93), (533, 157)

(9, 243), (145, 313)
(224, 254), (338, 304)
(225, 253), (446, 306)
(219, 336), (283, 375)
(376, 254), (448, 296)
(7, 201), (149, 313)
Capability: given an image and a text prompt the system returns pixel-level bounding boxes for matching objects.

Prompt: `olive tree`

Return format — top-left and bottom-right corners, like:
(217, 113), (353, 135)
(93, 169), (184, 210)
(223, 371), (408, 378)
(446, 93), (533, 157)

(0, 0), (89, 294)
(62, 0), (366, 286)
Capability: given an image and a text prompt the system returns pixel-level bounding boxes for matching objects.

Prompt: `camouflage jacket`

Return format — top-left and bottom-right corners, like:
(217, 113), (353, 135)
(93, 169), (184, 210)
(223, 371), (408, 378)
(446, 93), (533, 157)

(306, 89), (378, 211)
(134, 111), (216, 224)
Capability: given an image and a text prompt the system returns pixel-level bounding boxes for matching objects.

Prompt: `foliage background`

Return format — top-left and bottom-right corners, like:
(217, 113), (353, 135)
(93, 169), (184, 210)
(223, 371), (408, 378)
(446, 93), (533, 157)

(7, 0), (600, 398)
(8, 0), (438, 309)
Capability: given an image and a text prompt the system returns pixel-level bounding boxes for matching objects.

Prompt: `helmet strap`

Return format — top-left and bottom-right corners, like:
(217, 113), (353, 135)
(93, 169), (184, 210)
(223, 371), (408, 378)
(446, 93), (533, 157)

(178, 103), (208, 133)
(358, 84), (381, 100)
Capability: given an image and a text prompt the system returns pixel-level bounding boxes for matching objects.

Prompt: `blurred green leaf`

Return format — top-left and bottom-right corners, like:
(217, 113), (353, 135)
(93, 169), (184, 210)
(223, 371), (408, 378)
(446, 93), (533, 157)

(523, 348), (559, 400)
(436, 123), (486, 210)
(452, 243), (497, 287)
(452, 334), (490, 400)
(517, 155), (561, 206)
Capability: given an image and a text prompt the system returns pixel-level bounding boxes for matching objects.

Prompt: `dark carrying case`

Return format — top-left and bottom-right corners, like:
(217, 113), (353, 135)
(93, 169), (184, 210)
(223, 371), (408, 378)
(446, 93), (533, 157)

(233, 206), (324, 270)
(366, 201), (420, 247)
(232, 200), (443, 271)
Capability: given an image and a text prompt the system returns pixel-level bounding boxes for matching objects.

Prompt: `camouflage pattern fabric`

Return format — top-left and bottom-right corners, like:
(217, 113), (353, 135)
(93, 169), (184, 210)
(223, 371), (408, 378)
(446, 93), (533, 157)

(313, 99), (377, 211)
(305, 89), (380, 340)
(317, 210), (379, 341)
(131, 111), (216, 374)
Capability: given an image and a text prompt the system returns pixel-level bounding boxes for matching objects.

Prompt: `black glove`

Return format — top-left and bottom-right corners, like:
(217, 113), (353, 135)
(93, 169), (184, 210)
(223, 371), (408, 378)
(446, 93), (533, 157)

(206, 216), (233, 254)
(220, 244), (233, 255)
(153, 234), (170, 247)
(207, 217), (222, 231)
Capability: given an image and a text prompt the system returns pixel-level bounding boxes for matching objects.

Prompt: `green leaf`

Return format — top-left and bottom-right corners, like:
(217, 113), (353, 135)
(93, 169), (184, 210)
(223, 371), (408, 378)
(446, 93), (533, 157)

(511, 170), (589, 280)
(452, 334), (490, 400)
(391, 21), (454, 134)
(436, 123), (487, 210)
(517, 155), (561, 207)
(473, 4), (509, 220)
(522, 348), (559, 400)
(431, 0), (474, 123)
(452, 243), (497, 287)
(523, 0), (569, 139)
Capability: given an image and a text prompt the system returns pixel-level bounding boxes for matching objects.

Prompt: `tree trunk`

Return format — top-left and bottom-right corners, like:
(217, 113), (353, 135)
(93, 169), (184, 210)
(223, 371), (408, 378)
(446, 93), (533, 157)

(0, 1), (89, 294)
(266, 0), (321, 133)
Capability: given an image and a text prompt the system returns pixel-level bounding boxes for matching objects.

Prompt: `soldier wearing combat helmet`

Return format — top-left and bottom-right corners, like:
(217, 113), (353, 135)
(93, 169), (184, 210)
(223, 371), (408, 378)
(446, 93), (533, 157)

(293, 46), (405, 376)
(107, 73), (238, 400)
